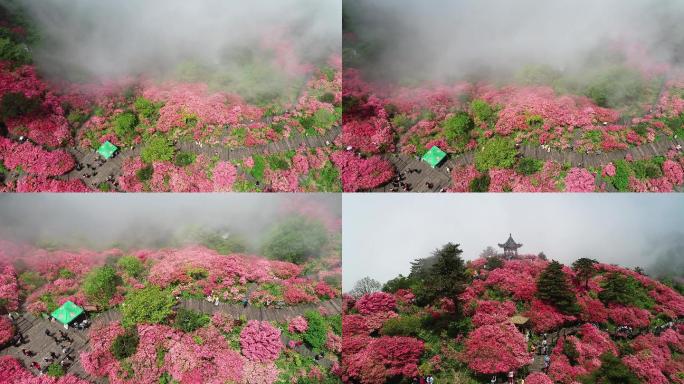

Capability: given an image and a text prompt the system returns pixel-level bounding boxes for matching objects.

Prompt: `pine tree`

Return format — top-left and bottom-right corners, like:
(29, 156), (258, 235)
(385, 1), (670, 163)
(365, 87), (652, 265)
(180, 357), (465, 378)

(420, 243), (469, 308)
(572, 258), (597, 288)
(536, 260), (578, 314)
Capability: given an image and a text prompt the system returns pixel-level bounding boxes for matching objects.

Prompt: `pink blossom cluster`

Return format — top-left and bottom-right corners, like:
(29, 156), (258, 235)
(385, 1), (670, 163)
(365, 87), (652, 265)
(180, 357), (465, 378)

(564, 167), (596, 192)
(80, 321), (125, 377)
(288, 316), (308, 333)
(239, 320), (283, 362)
(355, 292), (397, 315)
(0, 316), (15, 346)
(484, 258), (548, 301)
(343, 336), (424, 383)
(0, 137), (75, 176)
(343, 314), (369, 337)
(242, 361), (280, 384)
(0, 355), (90, 384)
(606, 304), (651, 328)
(462, 322), (533, 374)
(450, 162), (562, 192)
(622, 329), (684, 384)
(525, 300), (576, 333)
(0, 263), (19, 312)
(142, 82), (261, 139)
(212, 161), (237, 192)
(525, 372), (554, 384)
(14, 175), (88, 192)
(326, 331), (342, 354)
(548, 324), (617, 383)
(472, 300), (516, 327)
(330, 151), (395, 192)
(283, 285), (318, 305)
(340, 117), (394, 154)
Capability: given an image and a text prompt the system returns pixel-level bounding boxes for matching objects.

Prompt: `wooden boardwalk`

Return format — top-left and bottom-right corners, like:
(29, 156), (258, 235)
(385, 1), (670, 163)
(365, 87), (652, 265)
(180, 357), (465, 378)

(58, 126), (341, 191)
(177, 297), (343, 323)
(375, 136), (684, 192)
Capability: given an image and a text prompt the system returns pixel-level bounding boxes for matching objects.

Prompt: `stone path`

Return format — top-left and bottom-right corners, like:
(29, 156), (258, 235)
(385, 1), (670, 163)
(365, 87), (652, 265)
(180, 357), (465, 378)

(0, 313), (105, 383)
(374, 136), (684, 192)
(57, 126), (341, 191)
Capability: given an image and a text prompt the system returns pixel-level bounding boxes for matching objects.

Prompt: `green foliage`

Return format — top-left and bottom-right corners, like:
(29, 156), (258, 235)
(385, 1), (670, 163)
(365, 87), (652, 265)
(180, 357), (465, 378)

(40, 293), (58, 314)
(442, 112), (474, 147)
(98, 182), (111, 192)
(380, 314), (422, 337)
(382, 274), (414, 293)
(141, 136), (175, 164)
(0, 92), (40, 120)
(121, 286), (175, 328)
(112, 111), (138, 142)
(136, 164), (153, 182)
(111, 328), (140, 360)
(598, 272), (655, 309)
(58, 268), (75, 279)
(536, 260), (578, 314)
(526, 114), (544, 128)
(579, 352), (640, 384)
(262, 215), (329, 264)
(584, 67), (645, 109)
(19, 271), (45, 289)
(249, 154), (266, 182)
(470, 99), (496, 125)
(83, 265), (121, 309)
(612, 160), (631, 192)
(631, 159), (663, 180)
(45, 363), (65, 378)
(0, 37), (31, 65)
(266, 153), (290, 170)
(317, 92), (335, 104)
(174, 151), (196, 167)
(303, 310), (327, 352)
(516, 158), (543, 175)
(174, 308), (210, 332)
(134, 97), (162, 121)
(187, 267), (208, 280)
(469, 174), (490, 192)
(485, 256), (504, 271)
(196, 230), (247, 255)
(117, 255), (144, 279)
(474, 137), (517, 172)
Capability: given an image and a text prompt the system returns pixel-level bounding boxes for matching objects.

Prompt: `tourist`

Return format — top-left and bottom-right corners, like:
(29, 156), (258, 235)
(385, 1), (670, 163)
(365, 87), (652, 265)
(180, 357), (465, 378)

(543, 355), (551, 373)
(508, 370), (514, 384)
(242, 297), (249, 308)
(45, 329), (52, 337)
(214, 297), (220, 306)
(31, 362), (41, 371)
(491, 376), (497, 383)
(426, 374), (434, 384)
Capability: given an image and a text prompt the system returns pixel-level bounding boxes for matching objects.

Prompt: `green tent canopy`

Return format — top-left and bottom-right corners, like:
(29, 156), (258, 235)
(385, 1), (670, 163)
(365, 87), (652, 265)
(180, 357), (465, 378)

(422, 146), (447, 168)
(51, 301), (84, 326)
(97, 141), (118, 159)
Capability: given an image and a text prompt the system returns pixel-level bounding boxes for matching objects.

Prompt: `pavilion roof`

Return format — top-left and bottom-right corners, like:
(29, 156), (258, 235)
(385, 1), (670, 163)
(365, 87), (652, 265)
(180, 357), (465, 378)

(421, 146), (447, 168)
(51, 301), (84, 325)
(97, 141), (118, 159)
(498, 233), (522, 249)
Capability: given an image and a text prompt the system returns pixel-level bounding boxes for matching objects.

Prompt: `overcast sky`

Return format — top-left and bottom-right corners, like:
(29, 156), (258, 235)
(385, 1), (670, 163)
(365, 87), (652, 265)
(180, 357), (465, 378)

(0, 194), (340, 250)
(342, 194), (684, 291)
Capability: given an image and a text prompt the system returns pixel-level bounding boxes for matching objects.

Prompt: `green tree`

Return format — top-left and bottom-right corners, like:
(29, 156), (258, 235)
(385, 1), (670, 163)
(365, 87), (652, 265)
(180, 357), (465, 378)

(121, 286), (175, 328)
(579, 352), (640, 384)
(134, 97), (162, 121)
(117, 255), (144, 279)
(112, 111), (138, 142)
(0, 92), (40, 120)
(469, 174), (490, 192)
(349, 276), (381, 298)
(536, 260), (578, 314)
(110, 327), (140, 360)
(380, 314), (422, 337)
(572, 258), (598, 288)
(470, 99), (496, 126)
(415, 243), (469, 308)
(262, 215), (328, 263)
(83, 265), (121, 309)
(474, 137), (517, 172)
(141, 136), (175, 163)
(516, 158), (543, 175)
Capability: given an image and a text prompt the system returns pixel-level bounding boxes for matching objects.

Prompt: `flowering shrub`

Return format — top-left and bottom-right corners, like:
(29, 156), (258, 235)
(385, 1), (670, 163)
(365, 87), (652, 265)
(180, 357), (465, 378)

(239, 320), (282, 362)
(0, 263), (19, 312)
(472, 300), (516, 327)
(0, 137), (74, 176)
(462, 322), (532, 374)
(622, 329), (684, 384)
(343, 314), (369, 337)
(80, 321), (125, 377)
(211, 161), (237, 192)
(242, 361), (279, 384)
(525, 372), (554, 384)
(355, 292), (397, 315)
(326, 331), (342, 353)
(525, 299), (576, 333)
(606, 304), (651, 328)
(0, 316), (15, 346)
(565, 168), (596, 192)
(0, 355), (90, 384)
(343, 336), (424, 382)
(330, 151), (395, 192)
(340, 117), (393, 154)
(288, 316), (308, 333)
